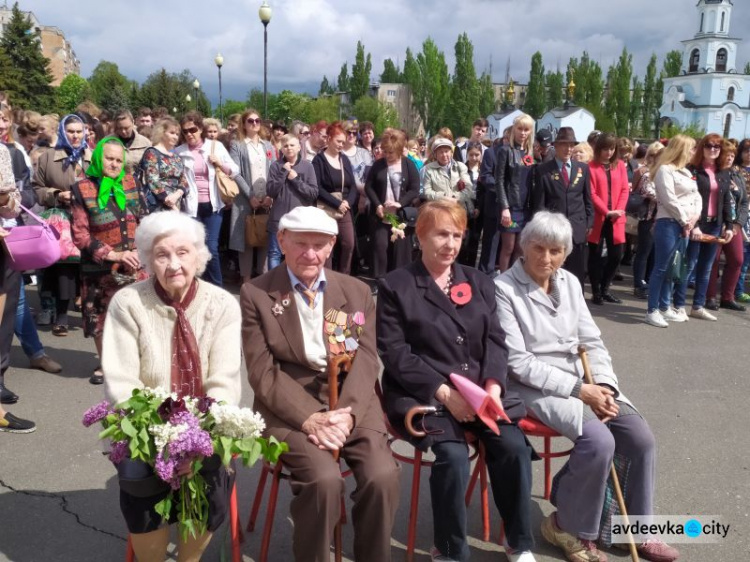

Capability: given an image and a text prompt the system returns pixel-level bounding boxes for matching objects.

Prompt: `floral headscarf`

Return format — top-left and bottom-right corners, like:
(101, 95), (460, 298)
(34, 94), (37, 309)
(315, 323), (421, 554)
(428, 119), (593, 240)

(54, 114), (89, 171)
(86, 137), (127, 211)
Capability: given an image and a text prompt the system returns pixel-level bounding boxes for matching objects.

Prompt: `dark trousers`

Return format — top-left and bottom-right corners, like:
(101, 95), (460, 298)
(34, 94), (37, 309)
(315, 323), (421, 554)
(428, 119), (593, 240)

(430, 424), (534, 561)
(458, 214), (482, 268)
(563, 242), (588, 289)
(326, 212), (355, 275)
(0, 267), (21, 376)
(478, 190), (500, 274)
(633, 219), (655, 290)
(372, 221), (412, 279)
(588, 220), (623, 296)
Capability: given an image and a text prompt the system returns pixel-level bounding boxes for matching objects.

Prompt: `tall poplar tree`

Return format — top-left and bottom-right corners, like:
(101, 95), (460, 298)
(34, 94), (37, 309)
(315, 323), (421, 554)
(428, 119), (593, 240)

(349, 41), (372, 103)
(524, 52), (546, 119)
(337, 63), (350, 93)
(641, 54), (659, 137)
(380, 59), (402, 83)
(478, 72), (496, 117)
(410, 38), (450, 135)
(447, 33), (480, 136)
(545, 70), (565, 109)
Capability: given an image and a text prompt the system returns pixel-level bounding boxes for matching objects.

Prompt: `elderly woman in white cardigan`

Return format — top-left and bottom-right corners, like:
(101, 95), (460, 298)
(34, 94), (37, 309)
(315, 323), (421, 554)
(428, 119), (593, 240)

(102, 211), (241, 562)
(494, 211), (678, 562)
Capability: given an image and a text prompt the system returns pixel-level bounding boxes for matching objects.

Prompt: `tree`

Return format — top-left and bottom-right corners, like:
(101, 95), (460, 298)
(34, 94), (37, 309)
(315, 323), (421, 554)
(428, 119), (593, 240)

(353, 96), (399, 136)
(0, 3), (55, 111)
(88, 61), (133, 113)
(630, 77), (644, 137)
(524, 52), (546, 119)
(56, 74), (91, 114)
(337, 63), (350, 93)
(402, 48), (419, 92)
(447, 33), (481, 137)
(319, 76), (335, 96)
(478, 72), (496, 117)
(662, 50), (683, 78)
(610, 47), (633, 135)
(571, 52), (604, 110)
(545, 70), (564, 109)
(270, 90), (311, 122)
(218, 99), (249, 119)
(413, 38), (450, 135)
(744, 62), (750, 75)
(349, 41), (372, 103)
(306, 96), (340, 123)
(380, 58), (401, 83)
(137, 68), (210, 116)
(641, 54), (659, 138)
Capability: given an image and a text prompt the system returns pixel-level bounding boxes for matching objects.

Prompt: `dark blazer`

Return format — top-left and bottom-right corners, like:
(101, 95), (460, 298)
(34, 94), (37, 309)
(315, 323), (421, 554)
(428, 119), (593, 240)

(494, 145), (531, 211)
(377, 261), (526, 450)
(266, 155), (319, 233)
(312, 151), (358, 210)
(688, 165), (735, 231)
(478, 144), (497, 193)
(364, 156), (421, 210)
(241, 265), (383, 441)
(529, 159), (593, 245)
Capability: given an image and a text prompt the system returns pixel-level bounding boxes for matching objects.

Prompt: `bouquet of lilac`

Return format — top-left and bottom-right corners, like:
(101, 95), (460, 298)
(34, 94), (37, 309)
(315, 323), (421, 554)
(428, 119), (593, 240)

(83, 387), (287, 540)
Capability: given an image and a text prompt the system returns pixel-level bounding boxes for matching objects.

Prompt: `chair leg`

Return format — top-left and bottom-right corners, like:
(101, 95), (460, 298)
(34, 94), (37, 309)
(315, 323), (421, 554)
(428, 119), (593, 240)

(230, 482), (242, 562)
(246, 463), (272, 532)
(465, 459), (482, 505)
(259, 463), (283, 562)
(125, 534), (134, 562)
(478, 444), (490, 542)
(544, 436), (552, 500)
(406, 450), (423, 562)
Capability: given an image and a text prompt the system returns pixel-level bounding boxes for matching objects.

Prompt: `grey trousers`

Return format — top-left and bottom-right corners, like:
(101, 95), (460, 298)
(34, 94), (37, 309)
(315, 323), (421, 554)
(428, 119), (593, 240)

(554, 413), (656, 540)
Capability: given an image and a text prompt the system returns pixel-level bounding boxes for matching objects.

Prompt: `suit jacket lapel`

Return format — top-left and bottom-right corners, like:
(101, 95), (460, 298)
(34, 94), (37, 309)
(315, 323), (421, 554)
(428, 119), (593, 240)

(509, 260), (557, 312)
(546, 161), (566, 192)
(322, 271), (348, 318)
(415, 261), (465, 328)
(268, 265), (307, 366)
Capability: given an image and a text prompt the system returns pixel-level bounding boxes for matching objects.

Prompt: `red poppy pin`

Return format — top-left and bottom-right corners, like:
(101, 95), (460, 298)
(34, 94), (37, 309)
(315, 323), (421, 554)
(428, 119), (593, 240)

(450, 282), (472, 306)
(522, 155), (534, 167)
(266, 150), (273, 160)
(457, 179), (466, 192)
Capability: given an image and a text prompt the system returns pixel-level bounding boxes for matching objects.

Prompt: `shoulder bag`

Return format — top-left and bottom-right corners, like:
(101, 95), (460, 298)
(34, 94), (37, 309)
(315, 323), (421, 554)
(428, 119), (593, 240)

(210, 141), (240, 204)
(2, 203), (62, 271)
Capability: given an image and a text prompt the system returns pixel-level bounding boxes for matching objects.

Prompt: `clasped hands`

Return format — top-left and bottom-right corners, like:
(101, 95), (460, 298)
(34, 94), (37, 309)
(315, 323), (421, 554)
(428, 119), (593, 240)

(303, 407), (354, 451)
(579, 383), (619, 423)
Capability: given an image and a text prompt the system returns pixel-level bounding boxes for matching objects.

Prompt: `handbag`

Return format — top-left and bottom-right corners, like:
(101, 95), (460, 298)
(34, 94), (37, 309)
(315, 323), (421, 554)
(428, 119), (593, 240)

(210, 141), (239, 205)
(245, 211), (269, 247)
(317, 158), (345, 219)
(40, 206), (81, 262)
(2, 203), (62, 271)
(625, 191), (649, 220)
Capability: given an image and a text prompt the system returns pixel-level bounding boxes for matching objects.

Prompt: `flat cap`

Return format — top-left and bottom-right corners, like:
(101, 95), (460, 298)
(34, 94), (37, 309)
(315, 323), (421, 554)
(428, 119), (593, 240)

(278, 206), (338, 236)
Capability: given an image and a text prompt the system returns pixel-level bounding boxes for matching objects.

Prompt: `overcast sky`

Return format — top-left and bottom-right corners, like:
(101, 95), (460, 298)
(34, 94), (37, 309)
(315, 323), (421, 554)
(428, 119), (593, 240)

(16, 0), (750, 101)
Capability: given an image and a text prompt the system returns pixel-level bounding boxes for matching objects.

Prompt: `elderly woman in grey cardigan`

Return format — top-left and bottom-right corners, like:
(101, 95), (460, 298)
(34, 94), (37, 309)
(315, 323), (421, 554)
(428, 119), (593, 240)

(229, 109), (276, 282)
(494, 211), (678, 562)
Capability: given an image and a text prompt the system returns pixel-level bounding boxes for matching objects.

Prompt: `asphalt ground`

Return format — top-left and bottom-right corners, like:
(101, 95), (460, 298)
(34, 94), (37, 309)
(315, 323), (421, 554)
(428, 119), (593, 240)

(0, 271), (748, 561)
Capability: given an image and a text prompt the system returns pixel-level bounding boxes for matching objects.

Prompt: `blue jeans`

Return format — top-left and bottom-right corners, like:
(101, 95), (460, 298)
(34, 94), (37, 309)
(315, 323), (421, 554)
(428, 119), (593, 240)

(267, 231), (283, 270)
(647, 219), (685, 313)
(735, 241), (750, 298)
(196, 203), (223, 287)
(680, 222), (721, 309)
(15, 282), (44, 359)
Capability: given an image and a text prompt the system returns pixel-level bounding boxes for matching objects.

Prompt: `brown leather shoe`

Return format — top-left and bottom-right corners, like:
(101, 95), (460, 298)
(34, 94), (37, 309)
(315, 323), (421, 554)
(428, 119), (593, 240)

(541, 513), (607, 562)
(29, 355), (62, 374)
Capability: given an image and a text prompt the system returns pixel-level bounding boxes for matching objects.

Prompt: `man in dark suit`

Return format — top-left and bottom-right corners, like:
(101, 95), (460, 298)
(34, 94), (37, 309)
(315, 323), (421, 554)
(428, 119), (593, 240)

(529, 127), (593, 286)
(240, 206), (400, 562)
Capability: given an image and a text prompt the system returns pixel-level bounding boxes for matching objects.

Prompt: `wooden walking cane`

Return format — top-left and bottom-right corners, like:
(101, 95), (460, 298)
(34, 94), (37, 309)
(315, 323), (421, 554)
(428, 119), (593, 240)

(326, 353), (353, 562)
(578, 345), (639, 562)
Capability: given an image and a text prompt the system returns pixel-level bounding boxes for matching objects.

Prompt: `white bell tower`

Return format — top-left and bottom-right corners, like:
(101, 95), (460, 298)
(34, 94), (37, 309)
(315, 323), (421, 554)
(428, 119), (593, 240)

(683, 0), (739, 74)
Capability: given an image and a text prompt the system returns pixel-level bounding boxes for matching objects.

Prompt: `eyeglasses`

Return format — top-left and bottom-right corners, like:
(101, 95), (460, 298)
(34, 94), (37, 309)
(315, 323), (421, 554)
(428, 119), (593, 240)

(300, 130), (310, 136)
(246, 118), (262, 125)
(705, 144), (721, 150)
(346, 131), (358, 137)
(182, 126), (199, 135)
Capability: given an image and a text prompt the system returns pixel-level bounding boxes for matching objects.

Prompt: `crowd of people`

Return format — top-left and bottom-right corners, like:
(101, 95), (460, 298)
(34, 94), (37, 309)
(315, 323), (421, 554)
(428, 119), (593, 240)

(4, 93), (741, 561)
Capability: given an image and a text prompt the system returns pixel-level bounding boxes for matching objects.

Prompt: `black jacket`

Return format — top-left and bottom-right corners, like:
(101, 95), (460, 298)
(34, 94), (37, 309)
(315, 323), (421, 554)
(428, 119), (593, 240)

(529, 159), (593, 245)
(364, 156), (421, 210)
(729, 168), (749, 227)
(494, 145), (532, 211)
(312, 151), (358, 210)
(688, 165), (734, 231)
(377, 261), (526, 450)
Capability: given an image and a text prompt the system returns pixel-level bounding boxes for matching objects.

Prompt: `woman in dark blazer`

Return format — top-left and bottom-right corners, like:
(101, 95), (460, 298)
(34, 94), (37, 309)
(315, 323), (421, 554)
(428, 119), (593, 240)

(377, 200), (535, 562)
(364, 128), (420, 279)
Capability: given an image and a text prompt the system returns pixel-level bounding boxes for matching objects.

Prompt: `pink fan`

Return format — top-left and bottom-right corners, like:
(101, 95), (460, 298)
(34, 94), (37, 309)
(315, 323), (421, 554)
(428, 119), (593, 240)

(449, 373), (511, 435)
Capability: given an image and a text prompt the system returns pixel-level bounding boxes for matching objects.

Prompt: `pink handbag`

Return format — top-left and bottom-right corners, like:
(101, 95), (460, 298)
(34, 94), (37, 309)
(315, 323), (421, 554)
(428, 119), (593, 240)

(2, 204), (62, 271)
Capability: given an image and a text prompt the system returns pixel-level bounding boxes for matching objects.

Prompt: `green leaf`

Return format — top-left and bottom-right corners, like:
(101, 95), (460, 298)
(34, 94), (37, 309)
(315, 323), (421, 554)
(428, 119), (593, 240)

(154, 494), (172, 519)
(120, 417), (137, 438)
(219, 436), (233, 467)
(248, 440), (263, 466)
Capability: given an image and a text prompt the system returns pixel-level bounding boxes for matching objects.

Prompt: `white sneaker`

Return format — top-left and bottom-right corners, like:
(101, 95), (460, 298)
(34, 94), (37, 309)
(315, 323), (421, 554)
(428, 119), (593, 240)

(661, 307), (687, 322)
(507, 550), (537, 562)
(673, 306), (690, 322)
(430, 546), (459, 561)
(690, 307), (717, 321)
(645, 310), (669, 328)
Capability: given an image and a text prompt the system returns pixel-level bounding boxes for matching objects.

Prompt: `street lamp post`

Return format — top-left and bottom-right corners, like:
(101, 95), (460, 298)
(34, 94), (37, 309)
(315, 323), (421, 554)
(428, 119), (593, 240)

(193, 79), (200, 110)
(185, 94), (191, 113)
(259, 1), (272, 117)
(215, 53), (224, 124)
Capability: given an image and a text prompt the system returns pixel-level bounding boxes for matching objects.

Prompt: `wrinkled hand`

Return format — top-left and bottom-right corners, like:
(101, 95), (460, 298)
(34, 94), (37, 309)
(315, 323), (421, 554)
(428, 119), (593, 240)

(262, 196), (273, 209)
(303, 407), (354, 451)
(165, 191), (182, 209)
(119, 250), (141, 270)
(208, 155), (221, 166)
(436, 384), (475, 423)
(500, 208), (512, 227)
(57, 191), (72, 204)
(338, 201), (350, 215)
(250, 196), (261, 210)
(579, 383), (619, 422)
(723, 229), (734, 243)
(690, 226), (703, 241)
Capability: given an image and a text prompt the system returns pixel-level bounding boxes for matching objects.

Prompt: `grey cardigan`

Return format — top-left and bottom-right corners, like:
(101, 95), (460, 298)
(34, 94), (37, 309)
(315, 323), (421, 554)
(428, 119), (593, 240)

(266, 156), (319, 233)
(228, 138), (275, 252)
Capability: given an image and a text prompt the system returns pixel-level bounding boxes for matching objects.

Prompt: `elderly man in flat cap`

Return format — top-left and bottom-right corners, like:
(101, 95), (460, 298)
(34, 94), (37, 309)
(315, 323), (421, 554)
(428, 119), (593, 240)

(240, 206), (400, 562)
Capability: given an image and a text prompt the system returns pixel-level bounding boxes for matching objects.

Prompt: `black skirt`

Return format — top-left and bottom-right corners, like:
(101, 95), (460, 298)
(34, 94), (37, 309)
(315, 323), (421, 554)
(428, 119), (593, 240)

(40, 262), (79, 301)
(118, 455), (235, 535)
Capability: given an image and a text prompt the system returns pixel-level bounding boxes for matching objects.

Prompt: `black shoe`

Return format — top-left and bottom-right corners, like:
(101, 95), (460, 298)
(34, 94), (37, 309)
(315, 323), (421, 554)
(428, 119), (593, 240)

(705, 299), (720, 311)
(0, 383), (18, 405)
(602, 293), (623, 304)
(0, 412), (36, 433)
(634, 288), (649, 300)
(720, 299), (747, 312)
(89, 366), (104, 385)
(592, 294), (604, 305)
(613, 273), (625, 281)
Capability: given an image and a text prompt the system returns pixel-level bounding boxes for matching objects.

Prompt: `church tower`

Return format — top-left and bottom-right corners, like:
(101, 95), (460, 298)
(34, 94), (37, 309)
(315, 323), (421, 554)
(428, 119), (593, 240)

(683, 0), (739, 74)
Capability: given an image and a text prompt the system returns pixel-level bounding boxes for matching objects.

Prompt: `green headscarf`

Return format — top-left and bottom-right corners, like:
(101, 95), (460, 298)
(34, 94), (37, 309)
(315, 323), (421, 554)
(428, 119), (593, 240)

(86, 136), (127, 211)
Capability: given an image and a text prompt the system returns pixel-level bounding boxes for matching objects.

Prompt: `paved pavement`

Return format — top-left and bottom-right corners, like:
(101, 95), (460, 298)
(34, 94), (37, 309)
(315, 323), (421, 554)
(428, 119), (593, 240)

(0, 275), (748, 561)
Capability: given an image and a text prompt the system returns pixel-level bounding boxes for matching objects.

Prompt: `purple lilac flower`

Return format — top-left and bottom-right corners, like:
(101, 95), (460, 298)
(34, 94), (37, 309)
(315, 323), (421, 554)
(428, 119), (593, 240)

(82, 401), (113, 427)
(155, 455), (180, 489)
(168, 411), (213, 459)
(108, 441), (128, 465)
(195, 395), (216, 414)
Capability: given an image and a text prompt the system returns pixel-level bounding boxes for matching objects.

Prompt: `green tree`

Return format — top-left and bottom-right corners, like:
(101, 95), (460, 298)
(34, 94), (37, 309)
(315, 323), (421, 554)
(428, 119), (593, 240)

(571, 52), (605, 110)
(662, 50), (683, 78)
(0, 47), (17, 99)
(524, 52), (546, 119)
(319, 76), (335, 96)
(88, 61), (133, 113)
(137, 68), (210, 116)
(0, 3), (55, 111)
(661, 121), (705, 139)
(402, 48), (419, 92)
(610, 47), (633, 135)
(630, 77), (644, 136)
(641, 54), (659, 138)
(447, 33), (481, 136)
(744, 62), (750, 75)
(478, 71), (496, 116)
(337, 63), (350, 93)
(380, 58), (401, 83)
(217, 99), (248, 120)
(349, 41), (372, 103)
(306, 96), (341, 123)
(270, 90), (311, 122)
(353, 96), (399, 136)
(413, 38), (450, 135)
(55, 74), (91, 114)
(545, 70), (564, 109)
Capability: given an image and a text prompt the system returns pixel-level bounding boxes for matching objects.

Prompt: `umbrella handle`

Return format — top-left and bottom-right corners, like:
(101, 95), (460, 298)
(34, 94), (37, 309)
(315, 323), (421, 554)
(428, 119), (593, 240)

(404, 405), (438, 437)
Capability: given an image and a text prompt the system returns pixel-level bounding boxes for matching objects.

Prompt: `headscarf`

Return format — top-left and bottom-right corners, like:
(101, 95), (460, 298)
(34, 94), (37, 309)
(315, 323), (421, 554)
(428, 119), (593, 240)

(54, 114), (88, 171)
(86, 136), (127, 211)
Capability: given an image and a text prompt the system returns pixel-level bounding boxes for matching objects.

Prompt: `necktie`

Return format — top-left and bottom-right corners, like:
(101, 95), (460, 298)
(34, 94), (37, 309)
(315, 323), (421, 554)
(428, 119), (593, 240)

(561, 163), (570, 187)
(300, 288), (317, 309)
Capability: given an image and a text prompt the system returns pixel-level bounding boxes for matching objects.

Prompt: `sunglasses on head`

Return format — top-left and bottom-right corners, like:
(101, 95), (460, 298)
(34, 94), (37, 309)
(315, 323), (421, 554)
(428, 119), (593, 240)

(246, 118), (262, 125)
(182, 126), (199, 135)
(705, 143), (721, 150)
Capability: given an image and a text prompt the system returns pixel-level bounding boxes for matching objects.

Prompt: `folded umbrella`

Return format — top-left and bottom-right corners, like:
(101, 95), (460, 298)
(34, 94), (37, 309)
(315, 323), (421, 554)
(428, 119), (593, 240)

(449, 373), (511, 435)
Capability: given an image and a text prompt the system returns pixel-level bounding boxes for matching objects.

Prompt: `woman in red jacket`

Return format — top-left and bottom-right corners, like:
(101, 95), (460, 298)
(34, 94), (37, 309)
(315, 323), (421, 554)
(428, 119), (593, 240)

(587, 133), (629, 305)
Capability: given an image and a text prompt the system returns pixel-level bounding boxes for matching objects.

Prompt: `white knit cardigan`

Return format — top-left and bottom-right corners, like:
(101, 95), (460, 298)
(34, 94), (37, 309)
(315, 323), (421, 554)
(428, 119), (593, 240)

(102, 278), (242, 406)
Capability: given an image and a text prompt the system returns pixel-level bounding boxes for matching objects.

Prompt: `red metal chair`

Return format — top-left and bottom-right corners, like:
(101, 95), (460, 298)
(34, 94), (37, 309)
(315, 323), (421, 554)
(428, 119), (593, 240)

(125, 481), (242, 562)
(518, 416), (572, 501)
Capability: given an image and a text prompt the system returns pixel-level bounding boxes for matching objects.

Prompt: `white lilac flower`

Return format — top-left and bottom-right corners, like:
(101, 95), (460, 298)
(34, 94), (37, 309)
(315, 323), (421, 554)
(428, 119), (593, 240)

(148, 386), (172, 401)
(149, 421), (189, 452)
(209, 404), (266, 439)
